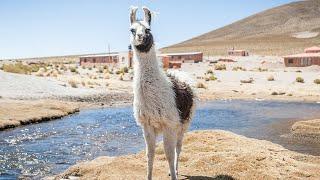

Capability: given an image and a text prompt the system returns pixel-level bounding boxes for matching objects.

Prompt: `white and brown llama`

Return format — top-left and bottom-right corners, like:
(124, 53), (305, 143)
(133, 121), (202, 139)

(129, 6), (196, 180)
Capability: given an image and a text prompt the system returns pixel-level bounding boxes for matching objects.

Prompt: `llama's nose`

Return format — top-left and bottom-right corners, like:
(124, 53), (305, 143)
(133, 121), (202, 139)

(137, 34), (143, 40)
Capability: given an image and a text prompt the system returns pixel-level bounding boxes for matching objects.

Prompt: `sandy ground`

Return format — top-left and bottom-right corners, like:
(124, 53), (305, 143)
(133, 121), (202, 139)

(0, 99), (80, 130)
(54, 130), (320, 180)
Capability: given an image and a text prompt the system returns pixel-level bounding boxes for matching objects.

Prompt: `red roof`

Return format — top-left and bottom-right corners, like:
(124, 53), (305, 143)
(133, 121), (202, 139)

(283, 53), (320, 58)
(304, 46), (320, 52)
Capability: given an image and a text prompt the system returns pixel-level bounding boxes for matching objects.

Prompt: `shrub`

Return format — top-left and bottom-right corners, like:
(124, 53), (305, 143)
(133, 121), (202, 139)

(206, 69), (213, 74)
(296, 77), (304, 83)
(232, 66), (246, 71)
(196, 82), (206, 89)
(119, 74), (124, 81)
(0, 65), (3, 70)
(209, 74), (217, 81)
(88, 67), (92, 70)
(121, 66), (129, 73)
(2, 63), (40, 74)
(258, 67), (268, 72)
(314, 79), (320, 84)
(267, 75), (275, 81)
(214, 64), (226, 70)
(68, 80), (78, 88)
(70, 67), (77, 73)
(271, 91), (278, 95)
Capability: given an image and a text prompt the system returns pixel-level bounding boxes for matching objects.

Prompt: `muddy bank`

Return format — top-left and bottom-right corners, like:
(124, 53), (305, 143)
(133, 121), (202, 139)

(0, 99), (79, 130)
(56, 130), (320, 180)
(290, 119), (320, 142)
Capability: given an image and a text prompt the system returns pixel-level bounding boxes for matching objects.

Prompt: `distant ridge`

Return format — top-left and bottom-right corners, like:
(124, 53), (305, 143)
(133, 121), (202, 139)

(162, 0), (320, 56)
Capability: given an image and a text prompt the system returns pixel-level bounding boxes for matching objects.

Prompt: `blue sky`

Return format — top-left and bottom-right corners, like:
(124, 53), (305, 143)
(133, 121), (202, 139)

(0, 0), (296, 59)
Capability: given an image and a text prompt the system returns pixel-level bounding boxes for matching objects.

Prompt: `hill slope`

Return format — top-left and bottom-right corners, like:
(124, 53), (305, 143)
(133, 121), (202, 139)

(162, 0), (320, 56)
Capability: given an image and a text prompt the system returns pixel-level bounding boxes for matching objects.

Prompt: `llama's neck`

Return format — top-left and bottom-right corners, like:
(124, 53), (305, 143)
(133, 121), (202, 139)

(133, 46), (163, 81)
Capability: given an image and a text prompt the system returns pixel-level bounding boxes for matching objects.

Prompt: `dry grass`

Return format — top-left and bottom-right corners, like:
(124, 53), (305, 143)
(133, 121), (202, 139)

(0, 99), (79, 130)
(68, 80), (78, 88)
(232, 66), (246, 71)
(196, 82), (206, 89)
(57, 130), (320, 180)
(296, 77), (304, 83)
(214, 64), (226, 71)
(314, 79), (320, 84)
(2, 63), (40, 74)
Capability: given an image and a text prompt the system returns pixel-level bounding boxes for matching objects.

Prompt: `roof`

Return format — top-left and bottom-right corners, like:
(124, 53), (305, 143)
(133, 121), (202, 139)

(159, 52), (202, 56)
(283, 53), (320, 58)
(79, 53), (119, 58)
(304, 46), (320, 52)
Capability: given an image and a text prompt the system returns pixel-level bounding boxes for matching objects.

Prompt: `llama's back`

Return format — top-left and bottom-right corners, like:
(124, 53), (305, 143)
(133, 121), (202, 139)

(167, 70), (196, 124)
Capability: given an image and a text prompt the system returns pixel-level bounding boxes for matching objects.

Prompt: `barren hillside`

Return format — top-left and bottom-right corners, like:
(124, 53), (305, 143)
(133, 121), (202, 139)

(162, 0), (320, 56)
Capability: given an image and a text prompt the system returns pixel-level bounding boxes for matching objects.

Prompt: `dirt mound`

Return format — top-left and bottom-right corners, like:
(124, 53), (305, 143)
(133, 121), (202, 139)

(56, 130), (320, 180)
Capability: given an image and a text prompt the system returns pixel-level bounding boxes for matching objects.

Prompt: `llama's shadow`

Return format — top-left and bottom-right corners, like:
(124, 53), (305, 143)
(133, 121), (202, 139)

(180, 174), (235, 180)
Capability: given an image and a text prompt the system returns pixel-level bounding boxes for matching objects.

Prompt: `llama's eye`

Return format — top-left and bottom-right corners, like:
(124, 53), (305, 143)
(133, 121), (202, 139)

(145, 29), (151, 33)
(130, 29), (136, 34)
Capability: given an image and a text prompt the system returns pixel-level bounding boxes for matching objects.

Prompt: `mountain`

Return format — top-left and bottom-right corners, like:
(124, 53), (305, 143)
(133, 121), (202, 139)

(161, 0), (320, 56)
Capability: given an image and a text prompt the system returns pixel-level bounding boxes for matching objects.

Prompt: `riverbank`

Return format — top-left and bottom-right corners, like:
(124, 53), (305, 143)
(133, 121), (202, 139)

(290, 119), (320, 142)
(55, 130), (320, 180)
(0, 99), (80, 130)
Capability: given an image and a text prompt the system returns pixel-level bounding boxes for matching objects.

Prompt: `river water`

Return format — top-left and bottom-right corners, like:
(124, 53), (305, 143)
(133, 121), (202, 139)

(0, 100), (319, 179)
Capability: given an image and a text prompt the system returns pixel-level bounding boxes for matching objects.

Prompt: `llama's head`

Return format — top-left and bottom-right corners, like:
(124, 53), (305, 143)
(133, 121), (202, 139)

(129, 6), (154, 53)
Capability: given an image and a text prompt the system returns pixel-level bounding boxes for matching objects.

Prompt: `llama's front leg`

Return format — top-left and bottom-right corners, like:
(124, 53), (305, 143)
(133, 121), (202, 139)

(143, 125), (156, 180)
(163, 128), (178, 180)
(175, 130), (185, 176)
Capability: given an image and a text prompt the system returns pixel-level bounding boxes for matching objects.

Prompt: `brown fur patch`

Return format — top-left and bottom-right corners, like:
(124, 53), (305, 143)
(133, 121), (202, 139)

(169, 76), (194, 123)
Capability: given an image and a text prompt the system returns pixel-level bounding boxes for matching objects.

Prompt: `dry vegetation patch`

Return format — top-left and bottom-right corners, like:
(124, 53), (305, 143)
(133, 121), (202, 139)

(56, 130), (320, 180)
(0, 99), (79, 130)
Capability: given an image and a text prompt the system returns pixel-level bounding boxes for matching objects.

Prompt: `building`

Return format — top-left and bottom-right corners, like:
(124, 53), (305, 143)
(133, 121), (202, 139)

(159, 52), (203, 69)
(228, 49), (249, 56)
(79, 51), (132, 68)
(304, 46), (320, 53)
(284, 46), (320, 67)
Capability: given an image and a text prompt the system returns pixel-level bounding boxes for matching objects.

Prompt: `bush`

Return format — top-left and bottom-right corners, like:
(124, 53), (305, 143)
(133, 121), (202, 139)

(214, 64), (226, 70)
(196, 82), (206, 89)
(267, 75), (275, 81)
(232, 66), (246, 71)
(258, 67), (268, 72)
(119, 74), (124, 81)
(271, 91), (278, 95)
(70, 67), (77, 73)
(296, 77), (304, 83)
(122, 66), (129, 73)
(0, 65), (3, 70)
(209, 74), (217, 81)
(68, 80), (78, 88)
(206, 69), (213, 74)
(314, 79), (320, 84)
(2, 63), (40, 74)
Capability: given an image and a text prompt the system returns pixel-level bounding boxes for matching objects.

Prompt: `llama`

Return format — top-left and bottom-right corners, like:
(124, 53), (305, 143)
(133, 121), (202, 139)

(129, 6), (196, 180)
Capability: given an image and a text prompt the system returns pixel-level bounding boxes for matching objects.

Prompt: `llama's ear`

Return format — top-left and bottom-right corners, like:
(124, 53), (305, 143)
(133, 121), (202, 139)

(130, 6), (138, 25)
(142, 6), (152, 26)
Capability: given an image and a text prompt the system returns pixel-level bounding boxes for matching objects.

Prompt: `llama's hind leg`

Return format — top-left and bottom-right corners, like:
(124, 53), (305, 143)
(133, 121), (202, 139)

(143, 125), (156, 180)
(163, 128), (178, 180)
